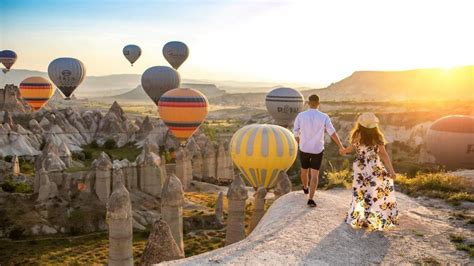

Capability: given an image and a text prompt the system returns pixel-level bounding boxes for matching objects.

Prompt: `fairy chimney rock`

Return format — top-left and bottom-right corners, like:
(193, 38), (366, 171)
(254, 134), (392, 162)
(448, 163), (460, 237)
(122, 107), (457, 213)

(107, 182), (133, 266)
(249, 186), (267, 232)
(140, 218), (184, 265)
(94, 152), (113, 203)
(225, 175), (248, 245)
(161, 174), (185, 255)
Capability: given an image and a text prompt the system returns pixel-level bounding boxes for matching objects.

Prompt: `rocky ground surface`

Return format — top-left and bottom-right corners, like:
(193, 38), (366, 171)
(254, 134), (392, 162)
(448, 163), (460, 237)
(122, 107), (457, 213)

(166, 190), (473, 265)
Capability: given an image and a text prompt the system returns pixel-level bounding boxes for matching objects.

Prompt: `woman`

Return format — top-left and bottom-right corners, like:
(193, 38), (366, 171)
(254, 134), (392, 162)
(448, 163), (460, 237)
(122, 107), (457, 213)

(341, 112), (398, 231)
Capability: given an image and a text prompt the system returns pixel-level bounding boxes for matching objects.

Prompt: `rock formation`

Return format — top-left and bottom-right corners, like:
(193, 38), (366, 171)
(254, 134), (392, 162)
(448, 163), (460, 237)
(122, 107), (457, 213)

(175, 147), (192, 190)
(215, 192), (224, 226)
(161, 175), (185, 255)
(94, 152), (113, 203)
(136, 145), (163, 198)
(107, 177), (133, 266)
(249, 187), (267, 233)
(274, 171), (292, 200)
(225, 175), (248, 245)
(202, 143), (216, 180)
(0, 85), (31, 112)
(140, 218), (184, 265)
(37, 168), (58, 202)
(120, 159), (138, 190)
(191, 151), (203, 180)
(97, 101), (136, 147)
(216, 141), (234, 183)
(11, 155), (20, 176)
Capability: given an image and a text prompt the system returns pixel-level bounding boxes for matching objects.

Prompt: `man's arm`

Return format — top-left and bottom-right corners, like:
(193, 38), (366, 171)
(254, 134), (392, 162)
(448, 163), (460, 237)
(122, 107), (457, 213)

(325, 116), (345, 153)
(293, 115), (300, 143)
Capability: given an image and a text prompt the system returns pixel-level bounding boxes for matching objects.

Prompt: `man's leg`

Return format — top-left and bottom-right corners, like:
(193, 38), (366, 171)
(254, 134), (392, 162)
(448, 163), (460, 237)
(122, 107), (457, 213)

(308, 169), (319, 200)
(300, 168), (309, 189)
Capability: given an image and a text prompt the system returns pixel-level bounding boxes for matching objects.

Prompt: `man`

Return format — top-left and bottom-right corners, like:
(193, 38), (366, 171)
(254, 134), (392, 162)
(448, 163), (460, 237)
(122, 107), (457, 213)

(293, 94), (345, 207)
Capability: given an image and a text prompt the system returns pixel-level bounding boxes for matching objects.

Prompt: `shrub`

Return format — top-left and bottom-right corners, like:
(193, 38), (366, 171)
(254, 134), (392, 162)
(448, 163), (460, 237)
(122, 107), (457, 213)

(396, 173), (474, 202)
(83, 150), (93, 160)
(103, 139), (117, 149)
(4, 155), (12, 162)
(19, 159), (35, 175)
(324, 169), (353, 189)
(1, 180), (16, 192)
(68, 208), (87, 236)
(14, 182), (33, 193)
(90, 140), (99, 149)
(9, 225), (26, 240)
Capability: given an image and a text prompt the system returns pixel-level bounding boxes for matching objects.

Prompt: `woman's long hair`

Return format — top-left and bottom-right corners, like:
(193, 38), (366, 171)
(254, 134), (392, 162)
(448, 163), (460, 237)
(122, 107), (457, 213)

(349, 123), (386, 146)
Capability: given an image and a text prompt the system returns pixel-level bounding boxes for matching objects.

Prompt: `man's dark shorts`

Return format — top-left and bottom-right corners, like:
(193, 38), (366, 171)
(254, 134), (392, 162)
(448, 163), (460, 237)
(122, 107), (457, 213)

(299, 150), (324, 170)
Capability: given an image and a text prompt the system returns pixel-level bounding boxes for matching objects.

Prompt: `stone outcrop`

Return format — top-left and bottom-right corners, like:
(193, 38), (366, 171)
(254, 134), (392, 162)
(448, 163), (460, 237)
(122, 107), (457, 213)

(96, 101), (138, 147)
(136, 145), (163, 198)
(175, 147), (192, 190)
(141, 219), (184, 265)
(215, 192), (224, 226)
(161, 175), (185, 255)
(191, 151), (203, 180)
(216, 141), (234, 183)
(202, 143), (216, 180)
(94, 152), (113, 203)
(274, 171), (292, 200)
(11, 155), (20, 176)
(36, 168), (58, 202)
(0, 85), (31, 112)
(249, 187), (267, 233)
(120, 159), (138, 190)
(107, 178), (133, 266)
(225, 175), (248, 245)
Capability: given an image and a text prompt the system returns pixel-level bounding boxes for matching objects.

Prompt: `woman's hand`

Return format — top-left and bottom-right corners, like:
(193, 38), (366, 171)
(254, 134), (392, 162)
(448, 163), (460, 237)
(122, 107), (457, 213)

(389, 170), (397, 180)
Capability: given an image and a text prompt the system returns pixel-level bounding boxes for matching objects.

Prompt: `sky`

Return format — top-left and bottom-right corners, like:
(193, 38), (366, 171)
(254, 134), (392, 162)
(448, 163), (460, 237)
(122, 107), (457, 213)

(1, 0), (473, 86)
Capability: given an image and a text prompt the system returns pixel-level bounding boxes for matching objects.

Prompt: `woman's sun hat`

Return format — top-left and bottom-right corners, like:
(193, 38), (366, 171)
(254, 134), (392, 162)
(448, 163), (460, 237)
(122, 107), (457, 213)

(358, 112), (379, 128)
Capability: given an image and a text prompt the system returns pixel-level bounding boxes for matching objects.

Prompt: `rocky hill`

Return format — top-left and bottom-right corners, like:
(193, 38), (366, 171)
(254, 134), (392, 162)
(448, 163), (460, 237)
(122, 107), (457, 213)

(302, 66), (474, 101)
(166, 190), (473, 265)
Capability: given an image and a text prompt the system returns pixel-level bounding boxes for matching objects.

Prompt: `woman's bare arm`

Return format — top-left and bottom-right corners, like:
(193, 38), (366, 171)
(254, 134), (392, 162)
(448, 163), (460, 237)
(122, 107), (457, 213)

(378, 144), (396, 178)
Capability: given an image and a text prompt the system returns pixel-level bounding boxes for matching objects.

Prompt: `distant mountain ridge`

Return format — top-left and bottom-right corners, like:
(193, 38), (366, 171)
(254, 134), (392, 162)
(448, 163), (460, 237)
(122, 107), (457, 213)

(302, 66), (473, 101)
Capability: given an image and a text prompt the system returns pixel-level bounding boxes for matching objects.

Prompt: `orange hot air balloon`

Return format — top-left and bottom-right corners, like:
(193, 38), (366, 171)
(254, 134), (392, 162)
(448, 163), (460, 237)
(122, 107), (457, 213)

(158, 88), (209, 144)
(19, 76), (54, 111)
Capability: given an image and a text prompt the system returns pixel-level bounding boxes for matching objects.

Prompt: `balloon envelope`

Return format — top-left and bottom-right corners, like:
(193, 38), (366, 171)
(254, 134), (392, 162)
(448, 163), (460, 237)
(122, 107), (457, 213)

(141, 66), (181, 104)
(158, 88), (209, 144)
(48, 57), (86, 100)
(426, 115), (474, 169)
(230, 124), (297, 189)
(265, 87), (304, 126)
(19, 76), (54, 111)
(163, 41), (189, 69)
(123, 44), (141, 66)
(0, 50), (18, 71)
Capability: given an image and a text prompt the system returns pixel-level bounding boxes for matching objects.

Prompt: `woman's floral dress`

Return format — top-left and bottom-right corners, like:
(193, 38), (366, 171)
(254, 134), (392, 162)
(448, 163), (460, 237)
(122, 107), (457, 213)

(345, 143), (398, 231)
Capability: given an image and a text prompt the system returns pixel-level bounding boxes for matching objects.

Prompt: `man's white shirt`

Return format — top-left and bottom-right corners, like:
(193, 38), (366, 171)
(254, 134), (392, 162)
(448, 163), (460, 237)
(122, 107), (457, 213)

(293, 108), (336, 154)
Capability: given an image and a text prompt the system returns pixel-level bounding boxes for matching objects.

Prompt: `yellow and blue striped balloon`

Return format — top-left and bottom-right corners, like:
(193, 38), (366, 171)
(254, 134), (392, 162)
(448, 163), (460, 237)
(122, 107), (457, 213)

(230, 124), (297, 189)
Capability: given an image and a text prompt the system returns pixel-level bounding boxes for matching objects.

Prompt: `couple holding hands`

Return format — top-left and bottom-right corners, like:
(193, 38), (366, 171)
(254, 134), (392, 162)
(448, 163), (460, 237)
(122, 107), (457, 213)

(293, 94), (398, 231)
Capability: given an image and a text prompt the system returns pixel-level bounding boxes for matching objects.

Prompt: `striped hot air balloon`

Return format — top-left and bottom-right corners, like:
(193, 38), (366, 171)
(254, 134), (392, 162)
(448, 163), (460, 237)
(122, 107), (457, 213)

(230, 124), (297, 189)
(0, 50), (17, 73)
(19, 77), (54, 111)
(265, 87), (304, 127)
(158, 88), (209, 144)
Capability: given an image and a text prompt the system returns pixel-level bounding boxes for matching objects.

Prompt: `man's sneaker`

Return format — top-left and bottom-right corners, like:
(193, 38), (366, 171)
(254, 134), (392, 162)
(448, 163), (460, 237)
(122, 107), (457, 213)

(303, 187), (309, 194)
(307, 199), (317, 207)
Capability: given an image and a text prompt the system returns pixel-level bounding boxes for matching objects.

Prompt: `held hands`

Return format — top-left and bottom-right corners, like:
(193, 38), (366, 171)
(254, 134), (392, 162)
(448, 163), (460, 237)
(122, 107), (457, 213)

(338, 146), (347, 156)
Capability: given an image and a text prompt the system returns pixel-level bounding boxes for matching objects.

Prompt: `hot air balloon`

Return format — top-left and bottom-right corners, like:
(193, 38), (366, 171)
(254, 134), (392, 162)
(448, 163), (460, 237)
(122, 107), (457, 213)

(141, 66), (180, 104)
(426, 115), (474, 169)
(19, 77), (54, 111)
(163, 41), (189, 69)
(123, 44), (141, 66)
(158, 88), (208, 144)
(265, 87), (304, 127)
(0, 50), (18, 73)
(230, 124), (297, 189)
(48, 57), (86, 100)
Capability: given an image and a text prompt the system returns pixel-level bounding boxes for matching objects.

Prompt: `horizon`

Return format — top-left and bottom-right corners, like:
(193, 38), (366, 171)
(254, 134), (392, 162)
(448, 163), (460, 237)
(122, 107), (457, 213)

(2, 0), (474, 87)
